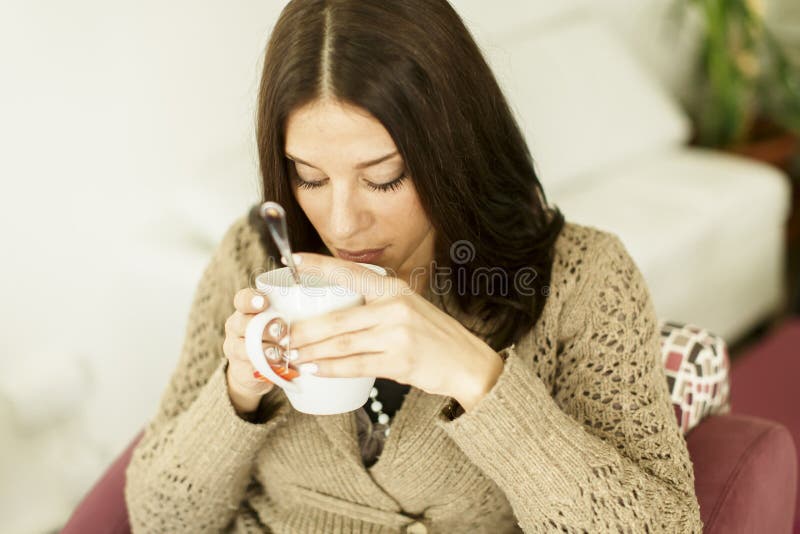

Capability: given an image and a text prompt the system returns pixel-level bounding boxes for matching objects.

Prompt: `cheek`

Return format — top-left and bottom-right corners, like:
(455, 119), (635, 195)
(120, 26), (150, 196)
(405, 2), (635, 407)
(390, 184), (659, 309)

(385, 191), (432, 246)
(395, 188), (428, 226)
(370, 194), (425, 239)
(293, 191), (325, 223)
(380, 196), (414, 218)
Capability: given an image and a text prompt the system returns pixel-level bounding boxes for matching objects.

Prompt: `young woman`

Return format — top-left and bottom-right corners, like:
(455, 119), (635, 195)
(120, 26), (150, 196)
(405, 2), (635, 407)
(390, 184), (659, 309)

(125, 1), (703, 532)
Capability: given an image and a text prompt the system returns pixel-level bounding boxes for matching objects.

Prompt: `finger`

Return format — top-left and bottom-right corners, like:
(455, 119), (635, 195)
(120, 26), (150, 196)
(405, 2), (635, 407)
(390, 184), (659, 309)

(254, 366), (300, 382)
(227, 336), (284, 365)
(307, 353), (394, 380)
(252, 370), (274, 384)
(229, 358), (298, 385)
(233, 287), (270, 314)
(226, 311), (288, 341)
(261, 342), (284, 363)
(291, 252), (405, 303)
(291, 328), (383, 364)
(288, 299), (392, 349)
(263, 317), (289, 342)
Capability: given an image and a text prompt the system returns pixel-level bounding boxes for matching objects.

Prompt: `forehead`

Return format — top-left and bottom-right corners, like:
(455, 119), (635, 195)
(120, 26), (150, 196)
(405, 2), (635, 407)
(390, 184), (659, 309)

(284, 99), (398, 161)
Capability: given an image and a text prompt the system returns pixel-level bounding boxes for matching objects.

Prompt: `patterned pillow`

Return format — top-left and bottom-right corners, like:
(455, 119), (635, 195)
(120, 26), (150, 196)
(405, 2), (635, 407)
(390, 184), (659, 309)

(659, 320), (731, 434)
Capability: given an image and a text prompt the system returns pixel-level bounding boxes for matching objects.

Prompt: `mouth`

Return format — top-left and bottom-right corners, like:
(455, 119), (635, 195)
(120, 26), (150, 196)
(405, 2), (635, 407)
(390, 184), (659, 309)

(335, 247), (387, 262)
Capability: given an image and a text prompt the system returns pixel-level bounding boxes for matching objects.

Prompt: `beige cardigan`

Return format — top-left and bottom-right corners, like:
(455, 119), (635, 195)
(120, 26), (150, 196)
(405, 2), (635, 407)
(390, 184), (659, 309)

(124, 210), (703, 533)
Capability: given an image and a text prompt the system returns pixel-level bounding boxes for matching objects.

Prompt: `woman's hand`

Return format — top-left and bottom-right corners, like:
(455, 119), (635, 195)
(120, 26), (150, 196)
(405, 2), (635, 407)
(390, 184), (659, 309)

(284, 254), (505, 412)
(223, 288), (299, 415)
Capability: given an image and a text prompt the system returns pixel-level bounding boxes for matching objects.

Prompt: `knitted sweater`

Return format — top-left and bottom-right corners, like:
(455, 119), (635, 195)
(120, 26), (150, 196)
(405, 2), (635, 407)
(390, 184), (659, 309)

(124, 208), (703, 533)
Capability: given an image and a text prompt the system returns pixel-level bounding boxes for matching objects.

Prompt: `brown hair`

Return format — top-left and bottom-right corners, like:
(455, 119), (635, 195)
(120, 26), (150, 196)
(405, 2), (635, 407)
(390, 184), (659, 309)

(250, 0), (565, 351)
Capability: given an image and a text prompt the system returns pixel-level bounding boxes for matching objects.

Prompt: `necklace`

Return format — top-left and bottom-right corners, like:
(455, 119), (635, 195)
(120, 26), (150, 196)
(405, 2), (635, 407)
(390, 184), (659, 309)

(368, 386), (392, 437)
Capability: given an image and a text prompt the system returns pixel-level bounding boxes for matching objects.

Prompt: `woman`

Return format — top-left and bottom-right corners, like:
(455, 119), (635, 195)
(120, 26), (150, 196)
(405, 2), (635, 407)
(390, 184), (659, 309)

(124, 1), (703, 532)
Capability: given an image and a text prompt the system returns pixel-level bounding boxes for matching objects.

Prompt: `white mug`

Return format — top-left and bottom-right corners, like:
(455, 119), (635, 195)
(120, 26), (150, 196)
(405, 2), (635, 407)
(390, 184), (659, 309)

(245, 263), (387, 415)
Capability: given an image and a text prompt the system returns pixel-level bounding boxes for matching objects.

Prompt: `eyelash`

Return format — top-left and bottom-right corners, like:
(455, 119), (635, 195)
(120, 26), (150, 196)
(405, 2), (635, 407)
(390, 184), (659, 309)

(292, 171), (408, 193)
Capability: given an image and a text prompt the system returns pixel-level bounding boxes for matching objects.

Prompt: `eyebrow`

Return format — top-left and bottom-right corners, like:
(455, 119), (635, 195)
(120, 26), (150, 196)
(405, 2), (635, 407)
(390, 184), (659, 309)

(285, 151), (399, 170)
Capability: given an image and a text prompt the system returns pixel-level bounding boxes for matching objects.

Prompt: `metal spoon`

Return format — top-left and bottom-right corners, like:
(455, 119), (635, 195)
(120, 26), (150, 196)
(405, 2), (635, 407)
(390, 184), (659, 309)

(259, 201), (302, 286)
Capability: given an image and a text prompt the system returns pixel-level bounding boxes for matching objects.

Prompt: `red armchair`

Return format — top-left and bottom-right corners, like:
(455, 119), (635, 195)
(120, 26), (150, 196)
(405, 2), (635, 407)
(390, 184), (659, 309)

(727, 319), (800, 533)
(687, 413), (797, 532)
(60, 430), (142, 534)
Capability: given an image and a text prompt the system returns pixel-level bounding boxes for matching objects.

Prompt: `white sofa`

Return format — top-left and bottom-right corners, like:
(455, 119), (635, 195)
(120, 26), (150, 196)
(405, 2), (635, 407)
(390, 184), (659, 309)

(456, 0), (791, 343)
(0, 1), (790, 532)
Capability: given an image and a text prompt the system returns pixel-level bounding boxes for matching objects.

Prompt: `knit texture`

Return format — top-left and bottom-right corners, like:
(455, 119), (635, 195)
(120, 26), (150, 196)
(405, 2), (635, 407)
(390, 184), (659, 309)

(124, 207), (703, 533)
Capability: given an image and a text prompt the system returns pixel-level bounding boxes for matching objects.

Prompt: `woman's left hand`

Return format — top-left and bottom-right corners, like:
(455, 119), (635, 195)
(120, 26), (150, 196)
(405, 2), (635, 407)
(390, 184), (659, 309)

(283, 253), (505, 412)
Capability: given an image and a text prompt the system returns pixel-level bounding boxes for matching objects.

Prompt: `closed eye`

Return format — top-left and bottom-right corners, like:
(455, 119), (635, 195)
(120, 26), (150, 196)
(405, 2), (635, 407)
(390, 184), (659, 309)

(291, 171), (409, 193)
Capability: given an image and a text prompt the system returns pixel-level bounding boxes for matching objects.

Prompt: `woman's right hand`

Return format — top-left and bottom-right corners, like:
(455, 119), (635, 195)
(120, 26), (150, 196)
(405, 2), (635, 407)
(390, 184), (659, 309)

(223, 288), (299, 414)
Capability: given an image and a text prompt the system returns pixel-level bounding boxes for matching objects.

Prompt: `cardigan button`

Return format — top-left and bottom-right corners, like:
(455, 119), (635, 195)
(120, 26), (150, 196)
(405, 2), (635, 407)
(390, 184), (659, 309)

(405, 521), (428, 534)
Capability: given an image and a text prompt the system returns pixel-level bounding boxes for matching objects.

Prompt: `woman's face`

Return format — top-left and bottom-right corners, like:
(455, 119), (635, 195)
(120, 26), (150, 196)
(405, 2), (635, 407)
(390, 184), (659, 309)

(284, 98), (435, 290)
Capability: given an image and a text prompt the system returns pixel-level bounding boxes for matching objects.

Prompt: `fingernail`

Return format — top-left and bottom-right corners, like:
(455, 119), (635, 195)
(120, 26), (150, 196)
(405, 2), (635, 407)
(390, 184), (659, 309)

(280, 255), (287, 265)
(264, 346), (281, 361)
(292, 254), (302, 265)
(267, 321), (283, 339)
(251, 295), (265, 309)
(298, 362), (318, 375)
(278, 335), (290, 348)
(285, 349), (299, 361)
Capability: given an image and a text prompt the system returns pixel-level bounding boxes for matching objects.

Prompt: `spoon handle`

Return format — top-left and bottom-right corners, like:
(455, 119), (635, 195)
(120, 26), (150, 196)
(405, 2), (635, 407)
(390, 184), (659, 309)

(260, 201), (302, 285)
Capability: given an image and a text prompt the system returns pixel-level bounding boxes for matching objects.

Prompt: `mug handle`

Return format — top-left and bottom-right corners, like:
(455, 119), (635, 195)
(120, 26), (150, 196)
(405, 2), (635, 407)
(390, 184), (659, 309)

(245, 309), (302, 394)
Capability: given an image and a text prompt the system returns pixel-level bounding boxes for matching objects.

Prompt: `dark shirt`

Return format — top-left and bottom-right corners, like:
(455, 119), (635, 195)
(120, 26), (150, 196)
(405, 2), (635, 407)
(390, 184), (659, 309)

(358, 378), (411, 467)
(364, 378), (411, 424)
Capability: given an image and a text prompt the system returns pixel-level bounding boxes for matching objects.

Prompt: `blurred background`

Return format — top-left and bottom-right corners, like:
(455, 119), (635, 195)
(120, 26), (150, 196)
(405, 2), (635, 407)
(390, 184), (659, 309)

(1, 1), (798, 532)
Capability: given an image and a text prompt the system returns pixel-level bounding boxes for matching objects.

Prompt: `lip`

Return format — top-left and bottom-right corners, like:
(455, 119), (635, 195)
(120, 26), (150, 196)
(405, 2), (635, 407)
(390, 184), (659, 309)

(336, 247), (386, 262)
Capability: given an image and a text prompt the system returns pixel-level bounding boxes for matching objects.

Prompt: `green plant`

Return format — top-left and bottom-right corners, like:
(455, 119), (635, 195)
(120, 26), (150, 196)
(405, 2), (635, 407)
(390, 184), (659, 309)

(670, 0), (800, 147)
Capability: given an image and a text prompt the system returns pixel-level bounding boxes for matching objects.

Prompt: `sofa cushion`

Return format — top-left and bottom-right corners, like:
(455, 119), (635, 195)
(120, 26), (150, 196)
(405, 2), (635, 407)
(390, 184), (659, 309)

(659, 320), (731, 434)
(476, 16), (690, 195)
(554, 147), (791, 342)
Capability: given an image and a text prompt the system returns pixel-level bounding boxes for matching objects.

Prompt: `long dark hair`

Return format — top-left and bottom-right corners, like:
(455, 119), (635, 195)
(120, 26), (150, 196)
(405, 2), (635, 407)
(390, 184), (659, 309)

(249, 0), (565, 351)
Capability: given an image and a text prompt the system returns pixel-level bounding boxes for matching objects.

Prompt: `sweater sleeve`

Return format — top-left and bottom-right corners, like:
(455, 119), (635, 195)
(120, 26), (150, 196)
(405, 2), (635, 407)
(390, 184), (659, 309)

(124, 216), (291, 533)
(434, 234), (703, 533)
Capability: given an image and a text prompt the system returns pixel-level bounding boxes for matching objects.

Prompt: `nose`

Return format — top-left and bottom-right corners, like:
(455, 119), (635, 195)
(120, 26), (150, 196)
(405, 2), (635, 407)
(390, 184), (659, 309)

(328, 181), (370, 240)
